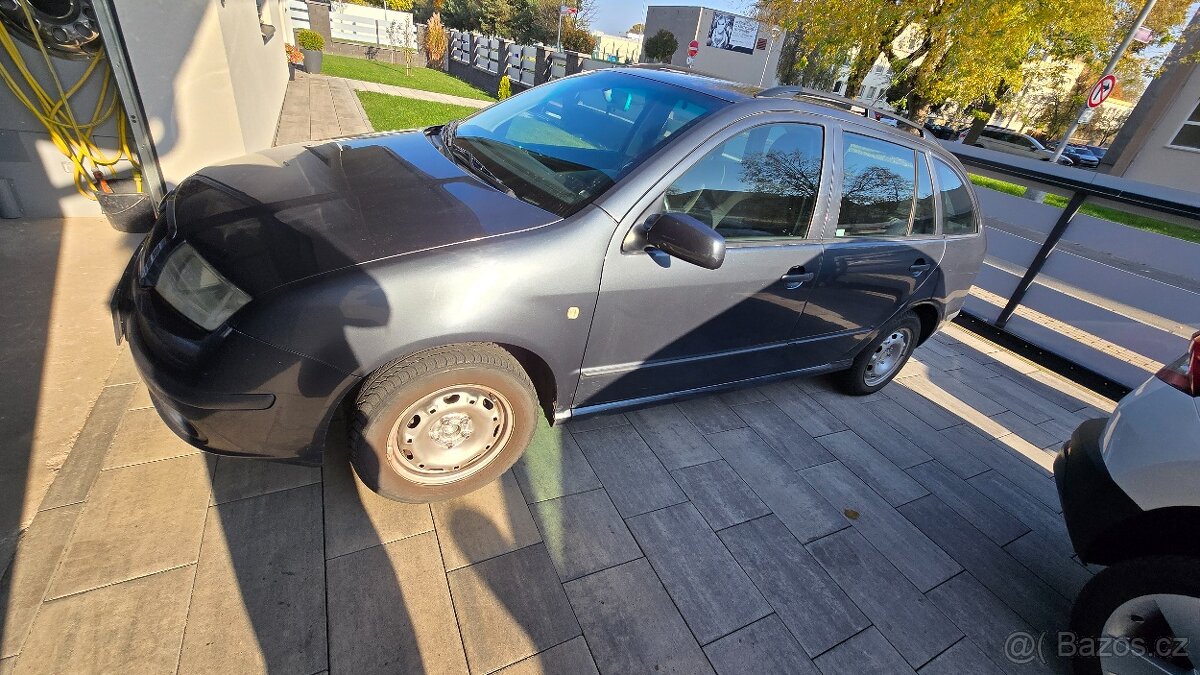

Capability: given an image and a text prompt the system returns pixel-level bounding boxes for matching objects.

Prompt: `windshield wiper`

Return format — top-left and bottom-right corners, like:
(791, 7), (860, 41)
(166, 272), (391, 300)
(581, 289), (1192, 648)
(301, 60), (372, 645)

(442, 124), (516, 198)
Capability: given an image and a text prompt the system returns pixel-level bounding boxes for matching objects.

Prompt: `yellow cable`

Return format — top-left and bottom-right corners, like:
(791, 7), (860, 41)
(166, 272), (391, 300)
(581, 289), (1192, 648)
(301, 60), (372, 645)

(0, 7), (142, 199)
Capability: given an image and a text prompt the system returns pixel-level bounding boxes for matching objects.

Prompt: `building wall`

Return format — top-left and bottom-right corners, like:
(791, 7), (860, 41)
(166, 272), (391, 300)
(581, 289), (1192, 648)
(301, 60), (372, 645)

(118, 0), (289, 190)
(641, 6), (783, 87)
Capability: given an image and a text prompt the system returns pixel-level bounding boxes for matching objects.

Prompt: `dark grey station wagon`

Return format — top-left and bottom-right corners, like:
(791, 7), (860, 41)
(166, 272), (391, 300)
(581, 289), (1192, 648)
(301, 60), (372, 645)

(113, 66), (986, 502)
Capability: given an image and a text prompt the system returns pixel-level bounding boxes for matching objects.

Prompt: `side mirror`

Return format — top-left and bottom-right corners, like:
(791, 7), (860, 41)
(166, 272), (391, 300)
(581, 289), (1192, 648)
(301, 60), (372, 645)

(644, 212), (726, 270)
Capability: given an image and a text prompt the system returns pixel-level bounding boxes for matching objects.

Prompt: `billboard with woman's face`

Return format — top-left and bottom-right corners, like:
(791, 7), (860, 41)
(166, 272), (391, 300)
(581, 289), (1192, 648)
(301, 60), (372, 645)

(706, 11), (758, 54)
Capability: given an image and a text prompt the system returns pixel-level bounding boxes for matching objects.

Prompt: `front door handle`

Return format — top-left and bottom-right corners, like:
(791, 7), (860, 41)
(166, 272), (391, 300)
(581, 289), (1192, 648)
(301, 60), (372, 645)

(909, 258), (932, 277)
(781, 266), (815, 289)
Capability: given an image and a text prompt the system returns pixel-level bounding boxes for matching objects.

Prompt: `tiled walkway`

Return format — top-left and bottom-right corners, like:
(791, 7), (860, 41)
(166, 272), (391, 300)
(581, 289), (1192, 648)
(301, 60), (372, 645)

(0, 322), (1115, 675)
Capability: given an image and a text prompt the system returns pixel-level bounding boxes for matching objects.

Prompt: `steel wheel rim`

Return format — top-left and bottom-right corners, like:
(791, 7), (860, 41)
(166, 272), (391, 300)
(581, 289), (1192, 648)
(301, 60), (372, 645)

(1100, 593), (1198, 674)
(864, 327), (912, 386)
(385, 384), (513, 485)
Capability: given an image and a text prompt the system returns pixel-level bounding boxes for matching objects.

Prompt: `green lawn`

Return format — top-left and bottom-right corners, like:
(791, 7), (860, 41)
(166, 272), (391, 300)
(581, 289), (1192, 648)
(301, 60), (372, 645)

(323, 54), (495, 101)
(967, 174), (1200, 244)
(357, 90), (478, 131)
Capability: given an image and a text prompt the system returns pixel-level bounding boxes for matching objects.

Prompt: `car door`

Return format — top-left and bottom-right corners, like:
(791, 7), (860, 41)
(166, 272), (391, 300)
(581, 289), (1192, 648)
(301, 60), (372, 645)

(575, 118), (832, 407)
(794, 128), (945, 367)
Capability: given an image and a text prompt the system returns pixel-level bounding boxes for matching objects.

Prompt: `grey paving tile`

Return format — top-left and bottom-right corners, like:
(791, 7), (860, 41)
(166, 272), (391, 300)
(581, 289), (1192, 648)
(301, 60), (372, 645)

(564, 558), (714, 675)
(815, 430), (928, 506)
(431, 471), (542, 570)
(210, 456), (320, 505)
(530, 489), (641, 581)
(102, 407), (199, 469)
(0, 504), (82, 658)
(328, 531), (468, 673)
(800, 461), (960, 592)
(128, 383), (152, 410)
(0, 656), (11, 675)
(627, 503), (771, 644)
(868, 398), (989, 478)
(494, 636), (598, 675)
(564, 412), (628, 432)
(963, 376), (1067, 425)
(905, 375), (1008, 418)
(992, 411), (1061, 449)
(1004, 530), (1093, 600)
(807, 529), (961, 668)
(1022, 369), (1115, 413)
(899, 496), (1069, 635)
(918, 639), (1007, 675)
(966, 471), (1072, 550)
(40, 384), (134, 510)
(708, 428), (845, 543)
(626, 404), (721, 470)
(449, 544), (581, 674)
(677, 395), (746, 433)
(512, 420), (601, 503)
(731, 401), (834, 470)
(813, 627), (917, 675)
(704, 615), (819, 675)
(47, 454), (212, 599)
(907, 461), (1029, 546)
(323, 444), (433, 560)
(927, 573), (1062, 675)
(809, 392), (932, 468)
(887, 382), (964, 430)
(672, 460), (769, 531)
(572, 425), (686, 518)
(1035, 417), (1076, 449)
(941, 425), (1059, 511)
(759, 381), (847, 437)
(180, 485), (326, 674)
(719, 386), (768, 406)
(719, 516), (868, 657)
(14, 566), (194, 675)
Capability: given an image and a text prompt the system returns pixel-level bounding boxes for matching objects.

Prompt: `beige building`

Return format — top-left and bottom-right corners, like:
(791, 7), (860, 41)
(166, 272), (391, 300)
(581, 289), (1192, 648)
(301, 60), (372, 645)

(641, 6), (784, 87)
(1101, 11), (1200, 192)
(592, 31), (642, 64)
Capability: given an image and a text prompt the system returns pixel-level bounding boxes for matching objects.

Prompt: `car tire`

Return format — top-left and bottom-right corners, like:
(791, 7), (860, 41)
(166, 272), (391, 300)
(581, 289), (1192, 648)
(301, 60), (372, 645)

(836, 312), (920, 395)
(1068, 555), (1200, 675)
(349, 343), (539, 502)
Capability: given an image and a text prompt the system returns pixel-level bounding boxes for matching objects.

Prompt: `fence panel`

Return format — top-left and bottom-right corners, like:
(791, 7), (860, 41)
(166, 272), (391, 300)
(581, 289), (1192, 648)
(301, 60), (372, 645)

(473, 35), (500, 73)
(328, 4), (416, 48)
(287, 0), (309, 30)
(450, 30), (471, 64)
(506, 45), (536, 86)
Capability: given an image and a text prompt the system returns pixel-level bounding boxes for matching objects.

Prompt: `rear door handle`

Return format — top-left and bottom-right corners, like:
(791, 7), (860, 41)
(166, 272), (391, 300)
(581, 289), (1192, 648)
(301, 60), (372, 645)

(781, 266), (815, 289)
(909, 259), (932, 277)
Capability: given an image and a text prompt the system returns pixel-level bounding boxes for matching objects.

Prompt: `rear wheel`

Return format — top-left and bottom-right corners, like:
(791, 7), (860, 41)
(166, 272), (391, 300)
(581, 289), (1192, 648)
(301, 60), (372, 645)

(1069, 556), (1200, 675)
(350, 343), (539, 502)
(836, 312), (920, 395)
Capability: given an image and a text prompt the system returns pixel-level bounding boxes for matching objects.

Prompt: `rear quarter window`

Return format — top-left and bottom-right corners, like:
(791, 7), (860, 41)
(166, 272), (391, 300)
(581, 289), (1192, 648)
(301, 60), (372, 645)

(932, 159), (977, 235)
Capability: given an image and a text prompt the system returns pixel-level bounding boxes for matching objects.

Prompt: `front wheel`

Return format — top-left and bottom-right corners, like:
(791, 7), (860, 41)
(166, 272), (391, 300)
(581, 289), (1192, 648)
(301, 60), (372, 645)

(836, 312), (920, 395)
(1068, 556), (1200, 675)
(350, 343), (539, 502)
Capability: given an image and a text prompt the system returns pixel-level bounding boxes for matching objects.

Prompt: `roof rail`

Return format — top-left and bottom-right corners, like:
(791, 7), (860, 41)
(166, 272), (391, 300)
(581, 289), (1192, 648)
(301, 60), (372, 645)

(756, 86), (925, 138)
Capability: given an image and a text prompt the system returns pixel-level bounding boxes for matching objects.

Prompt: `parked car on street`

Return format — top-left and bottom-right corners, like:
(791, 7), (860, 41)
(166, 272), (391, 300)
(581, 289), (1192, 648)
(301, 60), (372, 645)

(923, 120), (959, 140)
(112, 67), (986, 502)
(1047, 142), (1100, 168)
(1084, 144), (1108, 160)
(1056, 331), (1200, 675)
(959, 125), (1075, 165)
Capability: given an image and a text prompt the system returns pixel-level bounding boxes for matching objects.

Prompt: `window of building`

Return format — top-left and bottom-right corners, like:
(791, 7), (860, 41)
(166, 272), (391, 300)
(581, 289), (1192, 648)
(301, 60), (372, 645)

(1168, 100), (1200, 150)
(865, 86), (877, 99)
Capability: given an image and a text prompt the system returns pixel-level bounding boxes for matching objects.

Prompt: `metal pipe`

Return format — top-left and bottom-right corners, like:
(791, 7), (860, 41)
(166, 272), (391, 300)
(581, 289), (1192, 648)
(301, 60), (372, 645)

(1049, 0), (1158, 163)
(995, 190), (1088, 328)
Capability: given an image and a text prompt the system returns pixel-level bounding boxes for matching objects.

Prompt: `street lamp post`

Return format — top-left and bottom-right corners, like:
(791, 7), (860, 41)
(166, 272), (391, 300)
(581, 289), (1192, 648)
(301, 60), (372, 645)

(758, 26), (782, 87)
(1049, 0), (1157, 163)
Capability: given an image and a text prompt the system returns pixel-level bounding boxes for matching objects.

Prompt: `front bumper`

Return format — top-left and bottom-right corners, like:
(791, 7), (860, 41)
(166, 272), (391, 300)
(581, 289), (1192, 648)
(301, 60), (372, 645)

(1054, 417), (1143, 565)
(112, 246), (358, 464)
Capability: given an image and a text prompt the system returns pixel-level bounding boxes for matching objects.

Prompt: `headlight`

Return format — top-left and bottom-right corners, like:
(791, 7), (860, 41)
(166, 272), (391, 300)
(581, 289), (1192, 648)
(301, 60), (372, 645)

(154, 242), (250, 330)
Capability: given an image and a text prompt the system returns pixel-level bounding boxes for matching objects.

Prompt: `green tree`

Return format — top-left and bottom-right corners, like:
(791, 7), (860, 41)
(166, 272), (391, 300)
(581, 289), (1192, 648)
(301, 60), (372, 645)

(628, 23), (644, 35)
(644, 29), (677, 63)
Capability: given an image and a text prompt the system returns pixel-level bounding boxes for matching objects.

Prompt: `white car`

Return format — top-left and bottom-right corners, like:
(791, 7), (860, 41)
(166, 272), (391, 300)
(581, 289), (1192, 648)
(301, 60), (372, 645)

(1056, 330), (1200, 675)
(959, 126), (1074, 166)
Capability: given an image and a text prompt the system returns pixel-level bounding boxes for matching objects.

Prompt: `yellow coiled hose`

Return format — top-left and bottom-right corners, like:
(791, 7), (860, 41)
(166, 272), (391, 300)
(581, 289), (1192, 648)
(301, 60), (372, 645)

(0, 1), (142, 199)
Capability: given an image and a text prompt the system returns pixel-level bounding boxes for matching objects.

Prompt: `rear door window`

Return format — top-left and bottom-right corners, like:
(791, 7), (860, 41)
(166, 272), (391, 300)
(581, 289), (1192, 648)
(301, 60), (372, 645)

(836, 133), (917, 237)
(932, 159), (977, 235)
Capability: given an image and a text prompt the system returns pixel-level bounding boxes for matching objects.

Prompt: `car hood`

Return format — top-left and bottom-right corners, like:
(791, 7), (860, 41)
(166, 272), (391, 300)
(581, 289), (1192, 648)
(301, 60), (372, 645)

(166, 130), (560, 296)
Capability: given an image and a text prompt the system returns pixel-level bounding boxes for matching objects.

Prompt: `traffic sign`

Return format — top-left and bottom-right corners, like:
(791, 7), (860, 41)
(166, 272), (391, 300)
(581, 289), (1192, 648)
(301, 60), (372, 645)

(688, 40), (699, 57)
(1088, 75), (1116, 108)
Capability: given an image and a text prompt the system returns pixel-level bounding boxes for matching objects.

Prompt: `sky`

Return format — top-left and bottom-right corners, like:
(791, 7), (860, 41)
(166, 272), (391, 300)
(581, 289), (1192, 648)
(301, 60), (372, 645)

(592, 0), (755, 35)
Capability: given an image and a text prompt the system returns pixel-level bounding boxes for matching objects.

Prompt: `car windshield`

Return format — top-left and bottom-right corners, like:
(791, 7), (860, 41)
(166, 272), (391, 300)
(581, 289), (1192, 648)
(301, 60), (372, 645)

(447, 71), (726, 217)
